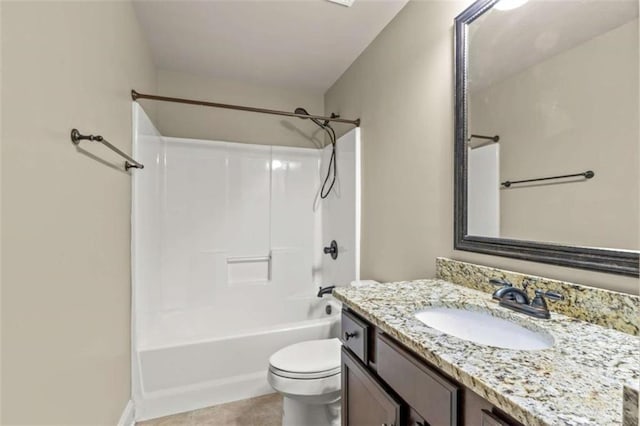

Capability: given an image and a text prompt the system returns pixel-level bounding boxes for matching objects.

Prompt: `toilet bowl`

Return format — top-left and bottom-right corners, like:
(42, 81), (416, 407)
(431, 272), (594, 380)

(268, 338), (342, 426)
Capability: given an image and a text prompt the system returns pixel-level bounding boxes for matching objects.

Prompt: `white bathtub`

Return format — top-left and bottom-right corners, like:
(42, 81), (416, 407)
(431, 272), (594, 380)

(133, 296), (341, 421)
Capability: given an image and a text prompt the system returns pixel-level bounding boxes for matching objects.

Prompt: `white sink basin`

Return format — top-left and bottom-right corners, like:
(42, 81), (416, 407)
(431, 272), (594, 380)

(414, 307), (554, 350)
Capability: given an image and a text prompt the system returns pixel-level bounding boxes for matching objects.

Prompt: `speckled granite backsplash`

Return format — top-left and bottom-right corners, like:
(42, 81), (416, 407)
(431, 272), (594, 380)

(436, 258), (640, 335)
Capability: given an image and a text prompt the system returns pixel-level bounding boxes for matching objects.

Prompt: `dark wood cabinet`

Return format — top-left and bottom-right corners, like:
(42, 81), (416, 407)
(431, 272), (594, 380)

(340, 308), (523, 426)
(341, 347), (402, 426)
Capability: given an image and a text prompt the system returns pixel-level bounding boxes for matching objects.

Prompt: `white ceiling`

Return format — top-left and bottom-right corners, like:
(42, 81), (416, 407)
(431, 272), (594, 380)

(133, 0), (409, 92)
(468, 0), (639, 91)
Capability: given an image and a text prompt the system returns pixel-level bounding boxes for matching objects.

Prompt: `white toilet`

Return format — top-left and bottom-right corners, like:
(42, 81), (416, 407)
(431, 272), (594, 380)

(268, 338), (342, 426)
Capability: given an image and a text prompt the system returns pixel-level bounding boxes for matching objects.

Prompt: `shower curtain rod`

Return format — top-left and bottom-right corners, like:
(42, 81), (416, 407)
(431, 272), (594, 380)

(131, 90), (360, 127)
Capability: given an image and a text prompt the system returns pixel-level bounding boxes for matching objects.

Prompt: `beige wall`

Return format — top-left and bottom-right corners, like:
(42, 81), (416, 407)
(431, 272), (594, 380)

(156, 70), (325, 148)
(325, 0), (639, 295)
(1, 1), (156, 424)
(470, 19), (639, 250)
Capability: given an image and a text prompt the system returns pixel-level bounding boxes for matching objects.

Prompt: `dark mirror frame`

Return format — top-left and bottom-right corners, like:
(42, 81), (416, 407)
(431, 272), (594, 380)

(453, 0), (639, 277)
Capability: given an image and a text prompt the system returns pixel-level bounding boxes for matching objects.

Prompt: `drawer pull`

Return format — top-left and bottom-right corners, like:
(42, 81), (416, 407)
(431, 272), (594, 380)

(344, 331), (358, 340)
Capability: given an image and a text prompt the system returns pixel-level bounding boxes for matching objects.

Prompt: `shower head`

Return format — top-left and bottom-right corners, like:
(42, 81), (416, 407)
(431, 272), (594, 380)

(294, 106), (326, 128)
(294, 107), (339, 198)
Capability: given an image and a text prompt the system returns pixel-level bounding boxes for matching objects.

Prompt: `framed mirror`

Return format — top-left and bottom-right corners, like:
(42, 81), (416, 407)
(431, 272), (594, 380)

(454, 0), (639, 276)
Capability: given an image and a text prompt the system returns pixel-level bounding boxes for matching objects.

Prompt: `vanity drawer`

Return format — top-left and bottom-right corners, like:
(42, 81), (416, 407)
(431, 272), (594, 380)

(341, 309), (369, 364)
(376, 333), (460, 426)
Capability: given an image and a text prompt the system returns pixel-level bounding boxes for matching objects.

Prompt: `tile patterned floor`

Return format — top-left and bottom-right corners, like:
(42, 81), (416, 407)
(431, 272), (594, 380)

(137, 393), (283, 426)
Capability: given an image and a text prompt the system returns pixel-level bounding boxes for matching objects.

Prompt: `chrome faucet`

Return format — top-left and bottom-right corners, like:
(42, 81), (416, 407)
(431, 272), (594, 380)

(490, 278), (563, 319)
(317, 285), (335, 298)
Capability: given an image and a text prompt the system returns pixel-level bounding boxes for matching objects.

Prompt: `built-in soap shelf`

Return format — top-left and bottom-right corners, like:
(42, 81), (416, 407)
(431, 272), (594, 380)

(227, 253), (271, 284)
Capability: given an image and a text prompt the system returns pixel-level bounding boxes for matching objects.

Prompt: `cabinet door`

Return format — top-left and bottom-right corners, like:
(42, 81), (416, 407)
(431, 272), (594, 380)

(341, 346), (402, 426)
(376, 333), (460, 426)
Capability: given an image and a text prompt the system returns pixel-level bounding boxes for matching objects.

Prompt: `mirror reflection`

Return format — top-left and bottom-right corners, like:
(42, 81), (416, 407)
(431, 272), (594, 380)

(466, 0), (639, 251)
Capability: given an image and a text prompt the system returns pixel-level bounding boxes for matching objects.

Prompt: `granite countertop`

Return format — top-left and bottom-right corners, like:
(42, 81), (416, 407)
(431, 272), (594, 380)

(333, 280), (639, 426)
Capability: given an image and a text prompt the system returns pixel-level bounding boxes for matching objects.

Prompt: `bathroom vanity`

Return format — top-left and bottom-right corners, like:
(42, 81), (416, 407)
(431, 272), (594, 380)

(340, 308), (521, 426)
(334, 259), (639, 426)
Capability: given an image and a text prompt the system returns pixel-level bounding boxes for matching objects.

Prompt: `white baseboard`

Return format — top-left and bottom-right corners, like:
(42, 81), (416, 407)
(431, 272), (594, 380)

(118, 400), (135, 426)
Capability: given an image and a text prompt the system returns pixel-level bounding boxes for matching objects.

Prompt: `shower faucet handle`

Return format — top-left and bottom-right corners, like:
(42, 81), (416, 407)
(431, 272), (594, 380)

(323, 240), (338, 260)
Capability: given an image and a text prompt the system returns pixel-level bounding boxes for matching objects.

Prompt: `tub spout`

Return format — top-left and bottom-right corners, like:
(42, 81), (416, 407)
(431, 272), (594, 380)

(317, 285), (335, 298)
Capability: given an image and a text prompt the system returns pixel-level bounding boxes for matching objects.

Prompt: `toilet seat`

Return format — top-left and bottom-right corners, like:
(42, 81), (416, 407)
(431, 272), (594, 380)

(268, 368), (341, 398)
(269, 365), (340, 380)
(269, 338), (341, 376)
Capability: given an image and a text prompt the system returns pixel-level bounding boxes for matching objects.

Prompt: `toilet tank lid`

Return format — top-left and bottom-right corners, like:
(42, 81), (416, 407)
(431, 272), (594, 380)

(270, 338), (341, 374)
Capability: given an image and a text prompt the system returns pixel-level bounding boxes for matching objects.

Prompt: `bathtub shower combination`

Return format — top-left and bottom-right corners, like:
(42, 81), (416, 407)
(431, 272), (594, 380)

(131, 104), (361, 420)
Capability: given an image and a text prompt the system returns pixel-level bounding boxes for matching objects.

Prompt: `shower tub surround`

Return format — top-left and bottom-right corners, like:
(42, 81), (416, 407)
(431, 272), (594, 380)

(131, 105), (360, 420)
(333, 262), (639, 425)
